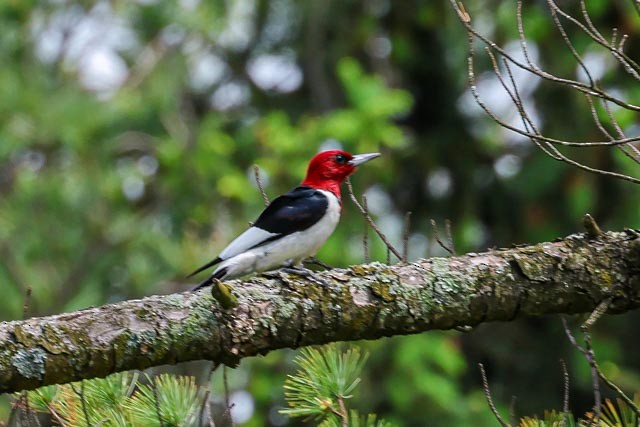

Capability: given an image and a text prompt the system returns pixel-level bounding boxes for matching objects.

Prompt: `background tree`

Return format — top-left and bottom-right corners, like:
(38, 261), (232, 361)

(0, 0), (639, 425)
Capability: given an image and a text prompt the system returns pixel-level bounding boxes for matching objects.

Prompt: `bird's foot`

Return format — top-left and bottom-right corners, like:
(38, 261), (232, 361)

(280, 266), (330, 287)
(302, 257), (333, 270)
(260, 270), (297, 289)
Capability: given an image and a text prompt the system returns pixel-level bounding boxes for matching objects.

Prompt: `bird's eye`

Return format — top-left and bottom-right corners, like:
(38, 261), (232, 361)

(334, 154), (348, 164)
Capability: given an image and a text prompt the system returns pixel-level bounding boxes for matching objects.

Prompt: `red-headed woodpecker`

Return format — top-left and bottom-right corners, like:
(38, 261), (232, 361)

(189, 150), (380, 289)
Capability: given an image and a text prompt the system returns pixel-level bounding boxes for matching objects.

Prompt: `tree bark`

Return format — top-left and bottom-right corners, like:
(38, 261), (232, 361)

(1, 230), (639, 394)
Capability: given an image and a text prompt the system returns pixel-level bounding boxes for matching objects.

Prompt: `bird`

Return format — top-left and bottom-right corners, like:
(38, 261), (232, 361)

(188, 150), (380, 290)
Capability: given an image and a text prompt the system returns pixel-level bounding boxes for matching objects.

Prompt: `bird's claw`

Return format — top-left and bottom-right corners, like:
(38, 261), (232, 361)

(303, 257), (333, 270)
(280, 267), (330, 287)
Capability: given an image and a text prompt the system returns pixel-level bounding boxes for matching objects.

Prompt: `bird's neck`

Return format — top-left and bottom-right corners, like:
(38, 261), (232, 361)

(301, 179), (342, 199)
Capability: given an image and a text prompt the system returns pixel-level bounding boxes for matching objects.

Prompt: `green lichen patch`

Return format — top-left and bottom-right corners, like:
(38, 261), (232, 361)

(512, 253), (557, 282)
(13, 325), (41, 347)
(369, 281), (395, 302)
(349, 262), (385, 277)
(40, 324), (71, 355)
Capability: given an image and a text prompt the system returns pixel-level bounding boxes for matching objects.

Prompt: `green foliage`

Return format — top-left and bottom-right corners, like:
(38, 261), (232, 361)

(519, 410), (577, 427)
(519, 394), (640, 427)
(320, 410), (396, 427)
(24, 384), (59, 414)
(281, 344), (395, 426)
(19, 373), (201, 427)
(586, 395), (640, 427)
(124, 375), (202, 427)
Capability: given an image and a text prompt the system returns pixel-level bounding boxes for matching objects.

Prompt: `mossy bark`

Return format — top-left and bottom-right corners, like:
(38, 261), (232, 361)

(1, 230), (639, 393)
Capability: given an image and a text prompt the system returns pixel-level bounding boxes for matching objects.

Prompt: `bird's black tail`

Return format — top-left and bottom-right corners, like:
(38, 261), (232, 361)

(187, 257), (222, 278)
(192, 267), (228, 291)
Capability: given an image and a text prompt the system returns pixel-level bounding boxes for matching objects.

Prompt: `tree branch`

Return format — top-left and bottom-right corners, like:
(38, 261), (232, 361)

(1, 230), (639, 394)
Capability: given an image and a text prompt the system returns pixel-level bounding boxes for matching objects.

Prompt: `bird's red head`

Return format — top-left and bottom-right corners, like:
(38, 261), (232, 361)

(301, 150), (380, 197)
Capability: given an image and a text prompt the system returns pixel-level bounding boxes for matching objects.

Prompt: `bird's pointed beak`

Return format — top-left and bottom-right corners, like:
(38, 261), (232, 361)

(348, 152), (381, 166)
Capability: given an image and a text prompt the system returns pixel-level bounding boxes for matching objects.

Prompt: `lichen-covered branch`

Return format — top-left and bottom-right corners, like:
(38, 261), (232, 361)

(1, 230), (639, 394)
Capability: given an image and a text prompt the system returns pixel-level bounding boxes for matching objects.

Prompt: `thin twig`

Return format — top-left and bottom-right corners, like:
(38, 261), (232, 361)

(253, 165), (270, 206)
(581, 297), (612, 331)
(345, 178), (402, 261)
(22, 286), (32, 320)
(451, 0), (640, 110)
(547, 0), (595, 87)
(509, 396), (518, 426)
(450, 0), (640, 186)
(363, 195), (370, 263)
(49, 405), (67, 427)
(585, 95), (640, 166)
(583, 333), (602, 426)
(20, 392), (34, 427)
(465, 40), (640, 183)
(223, 366), (235, 427)
(560, 359), (570, 427)
(431, 219), (455, 256)
(444, 219), (456, 256)
(199, 390), (211, 427)
(561, 318), (601, 425)
(460, 16), (640, 184)
(337, 395), (348, 427)
(199, 363), (216, 427)
(402, 212), (412, 263)
(478, 363), (510, 427)
(70, 382), (91, 427)
(206, 398), (216, 427)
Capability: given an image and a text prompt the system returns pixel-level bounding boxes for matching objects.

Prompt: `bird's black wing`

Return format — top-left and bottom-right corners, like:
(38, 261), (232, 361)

(252, 185), (329, 236)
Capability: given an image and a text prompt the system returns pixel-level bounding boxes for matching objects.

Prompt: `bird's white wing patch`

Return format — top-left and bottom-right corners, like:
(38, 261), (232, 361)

(218, 227), (279, 260)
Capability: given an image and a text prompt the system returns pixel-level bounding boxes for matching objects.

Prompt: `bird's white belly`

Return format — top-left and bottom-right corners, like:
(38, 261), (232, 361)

(218, 190), (341, 279)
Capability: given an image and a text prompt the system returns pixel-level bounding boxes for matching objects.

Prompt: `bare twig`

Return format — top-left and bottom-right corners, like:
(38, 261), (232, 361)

(17, 393), (35, 427)
(478, 363), (511, 427)
(581, 297), (611, 331)
(444, 219), (456, 256)
(345, 178), (402, 261)
(337, 395), (348, 427)
(560, 359), (570, 426)
(561, 318), (601, 425)
(199, 363), (216, 427)
(199, 390), (211, 427)
(22, 286), (32, 320)
(253, 164), (269, 206)
(49, 405), (67, 427)
(567, 323), (640, 418)
(449, 0), (640, 185)
(509, 396), (518, 426)
(402, 212), (412, 263)
(583, 214), (603, 239)
(205, 398), (215, 427)
(363, 195), (370, 263)
(547, 0), (594, 86)
(70, 382), (91, 427)
(223, 366), (235, 427)
(431, 219), (456, 256)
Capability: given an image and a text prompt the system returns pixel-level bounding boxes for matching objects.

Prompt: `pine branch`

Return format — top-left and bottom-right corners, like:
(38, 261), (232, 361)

(1, 230), (639, 394)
